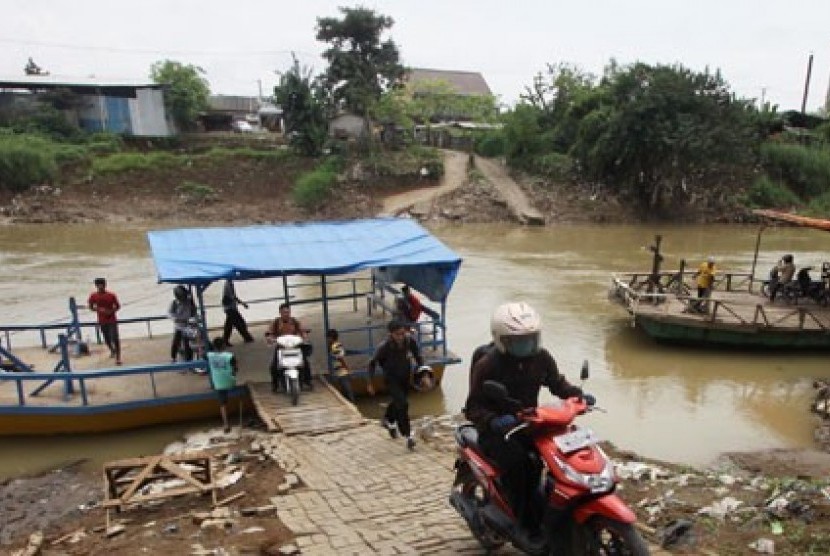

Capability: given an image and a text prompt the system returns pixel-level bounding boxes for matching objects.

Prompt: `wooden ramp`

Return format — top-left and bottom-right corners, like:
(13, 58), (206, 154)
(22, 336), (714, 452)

(247, 378), (366, 435)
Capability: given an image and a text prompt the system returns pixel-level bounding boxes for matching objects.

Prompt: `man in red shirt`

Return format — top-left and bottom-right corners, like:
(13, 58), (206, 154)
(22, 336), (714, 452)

(88, 277), (122, 365)
(401, 285), (422, 323)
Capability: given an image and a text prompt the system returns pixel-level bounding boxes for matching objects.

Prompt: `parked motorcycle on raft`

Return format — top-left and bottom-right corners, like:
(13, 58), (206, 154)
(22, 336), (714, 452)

(449, 362), (649, 555)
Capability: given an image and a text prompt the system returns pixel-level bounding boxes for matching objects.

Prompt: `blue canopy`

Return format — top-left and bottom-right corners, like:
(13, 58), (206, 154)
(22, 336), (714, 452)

(146, 218), (462, 302)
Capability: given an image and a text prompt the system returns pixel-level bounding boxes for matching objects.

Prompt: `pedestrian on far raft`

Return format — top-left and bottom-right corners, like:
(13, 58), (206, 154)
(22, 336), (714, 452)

(693, 255), (717, 313)
(88, 277), (122, 365)
(221, 279), (254, 346)
(367, 320), (424, 450)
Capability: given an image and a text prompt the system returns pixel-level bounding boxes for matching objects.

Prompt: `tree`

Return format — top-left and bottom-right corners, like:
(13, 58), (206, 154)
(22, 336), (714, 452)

(570, 62), (759, 210)
(406, 79), (498, 123)
(273, 55), (327, 156)
(150, 60), (210, 131)
(316, 7), (405, 119)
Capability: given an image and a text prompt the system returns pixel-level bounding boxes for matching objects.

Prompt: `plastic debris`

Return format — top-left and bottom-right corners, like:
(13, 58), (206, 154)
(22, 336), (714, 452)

(748, 537), (775, 554)
(697, 496), (743, 520)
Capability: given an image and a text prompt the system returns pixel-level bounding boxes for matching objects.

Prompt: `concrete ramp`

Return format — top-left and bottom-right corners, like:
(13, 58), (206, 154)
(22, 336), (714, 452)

(474, 155), (545, 225)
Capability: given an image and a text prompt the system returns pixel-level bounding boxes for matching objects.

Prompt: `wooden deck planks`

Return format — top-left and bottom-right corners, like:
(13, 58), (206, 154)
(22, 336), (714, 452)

(247, 379), (365, 435)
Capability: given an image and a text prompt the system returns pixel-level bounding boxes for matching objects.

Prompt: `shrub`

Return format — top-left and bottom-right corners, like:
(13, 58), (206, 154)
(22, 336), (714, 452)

(530, 152), (573, 181)
(292, 166), (337, 208)
(759, 142), (830, 198)
(744, 175), (801, 208)
(407, 145), (443, 178)
(363, 146), (443, 179)
(475, 132), (506, 157)
(0, 138), (57, 191)
(92, 152), (181, 174)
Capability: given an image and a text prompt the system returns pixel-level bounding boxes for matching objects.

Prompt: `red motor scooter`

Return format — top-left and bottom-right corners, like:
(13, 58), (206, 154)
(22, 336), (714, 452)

(449, 364), (649, 555)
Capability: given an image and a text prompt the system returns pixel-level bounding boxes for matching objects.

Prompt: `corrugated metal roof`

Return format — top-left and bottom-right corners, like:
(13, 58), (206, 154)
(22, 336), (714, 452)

(408, 68), (492, 96)
(0, 74), (162, 89)
(208, 95), (260, 112)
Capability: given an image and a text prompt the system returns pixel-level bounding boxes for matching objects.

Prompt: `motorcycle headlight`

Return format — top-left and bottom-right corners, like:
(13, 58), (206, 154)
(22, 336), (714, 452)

(553, 456), (615, 494)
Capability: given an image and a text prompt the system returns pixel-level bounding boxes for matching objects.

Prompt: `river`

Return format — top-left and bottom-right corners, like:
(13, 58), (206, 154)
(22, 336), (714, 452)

(2, 222), (829, 479)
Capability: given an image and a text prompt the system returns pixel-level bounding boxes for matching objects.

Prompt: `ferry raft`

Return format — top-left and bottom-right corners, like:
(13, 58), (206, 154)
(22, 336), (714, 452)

(608, 210), (830, 350)
(0, 218), (462, 435)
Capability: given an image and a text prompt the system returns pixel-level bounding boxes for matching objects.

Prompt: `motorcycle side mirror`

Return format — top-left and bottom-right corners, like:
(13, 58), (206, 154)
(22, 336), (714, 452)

(482, 380), (509, 402)
(580, 360), (590, 381)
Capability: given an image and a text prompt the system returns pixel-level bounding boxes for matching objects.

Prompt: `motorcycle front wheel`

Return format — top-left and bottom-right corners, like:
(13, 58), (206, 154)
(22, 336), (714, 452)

(573, 515), (650, 556)
(288, 377), (300, 406)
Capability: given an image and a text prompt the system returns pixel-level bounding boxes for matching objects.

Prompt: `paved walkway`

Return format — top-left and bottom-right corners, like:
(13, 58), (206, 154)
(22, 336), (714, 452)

(267, 421), (668, 555)
(271, 423), (500, 555)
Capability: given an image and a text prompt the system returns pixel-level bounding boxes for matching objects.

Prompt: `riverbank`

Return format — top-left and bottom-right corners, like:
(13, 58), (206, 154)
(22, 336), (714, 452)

(0, 149), (755, 227)
(3, 416), (829, 555)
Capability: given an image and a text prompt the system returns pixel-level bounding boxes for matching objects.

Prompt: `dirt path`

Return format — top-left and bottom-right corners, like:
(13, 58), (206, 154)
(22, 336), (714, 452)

(473, 156), (545, 225)
(379, 150), (468, 216)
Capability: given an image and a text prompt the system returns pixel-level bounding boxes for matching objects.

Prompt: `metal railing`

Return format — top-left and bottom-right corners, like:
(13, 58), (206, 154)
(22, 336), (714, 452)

(610, 274), (830, 331)
(0, 358), (212, 409)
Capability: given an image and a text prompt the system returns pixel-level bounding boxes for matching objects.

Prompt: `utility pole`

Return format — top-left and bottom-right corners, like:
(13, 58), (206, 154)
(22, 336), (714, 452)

(760, 86), (767, 108)
(801, 53), (814, 114)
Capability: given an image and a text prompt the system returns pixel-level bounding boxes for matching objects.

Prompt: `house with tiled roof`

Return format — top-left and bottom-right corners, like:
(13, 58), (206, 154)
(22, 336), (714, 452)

(407, 68), (492, 97)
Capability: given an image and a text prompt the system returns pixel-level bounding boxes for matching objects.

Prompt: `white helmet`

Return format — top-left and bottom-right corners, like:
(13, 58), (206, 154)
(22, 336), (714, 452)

(490, 302), (542, 358)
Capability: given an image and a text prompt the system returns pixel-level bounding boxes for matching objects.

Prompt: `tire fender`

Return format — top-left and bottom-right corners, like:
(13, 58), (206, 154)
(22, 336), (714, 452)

(573, 494), (637, 525)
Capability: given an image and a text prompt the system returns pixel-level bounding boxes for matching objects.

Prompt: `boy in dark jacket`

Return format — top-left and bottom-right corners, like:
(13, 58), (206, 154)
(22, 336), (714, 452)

(368, 320), (423, 450)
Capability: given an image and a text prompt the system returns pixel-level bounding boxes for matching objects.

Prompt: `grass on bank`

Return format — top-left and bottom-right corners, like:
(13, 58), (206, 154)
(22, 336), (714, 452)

(760, 142), (830, 199)
(292, 158), (341, 209)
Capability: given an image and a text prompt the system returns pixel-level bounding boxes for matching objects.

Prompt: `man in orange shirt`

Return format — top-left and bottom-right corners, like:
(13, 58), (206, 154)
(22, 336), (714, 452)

(88, 277), (122, 365)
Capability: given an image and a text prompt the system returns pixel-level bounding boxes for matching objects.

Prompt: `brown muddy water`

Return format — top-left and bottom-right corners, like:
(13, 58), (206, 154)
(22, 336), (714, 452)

(1, 222), (829, 479)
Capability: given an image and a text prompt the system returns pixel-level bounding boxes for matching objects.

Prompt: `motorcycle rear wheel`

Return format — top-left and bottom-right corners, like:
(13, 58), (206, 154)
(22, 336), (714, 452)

(458, 475), (506, 551)
(573, 515), (650, 556)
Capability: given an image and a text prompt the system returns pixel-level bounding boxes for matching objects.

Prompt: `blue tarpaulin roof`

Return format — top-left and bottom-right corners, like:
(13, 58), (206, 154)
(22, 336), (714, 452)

(146, 218), (462, 301)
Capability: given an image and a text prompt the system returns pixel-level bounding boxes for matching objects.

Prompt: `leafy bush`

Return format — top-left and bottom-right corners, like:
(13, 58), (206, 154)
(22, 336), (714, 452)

(92, 152), (181, 174)
(0, 137), (58, 191)
(363, 145), (443, 179)
(759, 142), (830, 198)
(475, 132), (506, 157)
(411, 145), (443, 178)
(10, 106), (83, 140)
(530, 152), (573, 181)
(744, 175), (801, 208)
(292, 166), (337, 208)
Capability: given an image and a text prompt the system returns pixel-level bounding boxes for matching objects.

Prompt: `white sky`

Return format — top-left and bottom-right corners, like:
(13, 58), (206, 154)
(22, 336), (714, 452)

(2, 0), (829, 112)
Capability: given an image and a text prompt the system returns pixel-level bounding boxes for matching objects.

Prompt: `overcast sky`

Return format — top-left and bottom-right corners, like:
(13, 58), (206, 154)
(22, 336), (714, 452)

(2, 0), (829, 112)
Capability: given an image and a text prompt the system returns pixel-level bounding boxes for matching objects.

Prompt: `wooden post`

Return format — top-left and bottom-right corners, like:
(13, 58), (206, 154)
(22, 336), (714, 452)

(749, 224), (765, 293)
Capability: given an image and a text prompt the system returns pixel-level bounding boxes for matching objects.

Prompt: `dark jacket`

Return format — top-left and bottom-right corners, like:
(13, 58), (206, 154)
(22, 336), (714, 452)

(464, 348), (582, 433)
(369, 336), (423, 381)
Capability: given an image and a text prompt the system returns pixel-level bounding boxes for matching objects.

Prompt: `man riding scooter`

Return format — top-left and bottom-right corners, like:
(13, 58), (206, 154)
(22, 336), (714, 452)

(265, 303), (312, 392)
(464, 301), (594, 547)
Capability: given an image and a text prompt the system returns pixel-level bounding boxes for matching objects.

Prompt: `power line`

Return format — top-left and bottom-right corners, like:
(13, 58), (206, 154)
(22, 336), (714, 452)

(0, 37), (319, 59)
